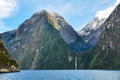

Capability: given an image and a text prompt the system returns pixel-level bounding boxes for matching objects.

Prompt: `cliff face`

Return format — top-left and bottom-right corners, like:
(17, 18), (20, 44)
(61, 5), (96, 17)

(78, 3), (120, 69)
(2, 3), (120, 70)
(2, 10), (77, 69)
(0, 35), (19, 72)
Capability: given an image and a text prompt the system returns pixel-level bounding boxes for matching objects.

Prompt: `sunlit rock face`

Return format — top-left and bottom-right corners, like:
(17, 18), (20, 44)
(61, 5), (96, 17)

(2, 10), (78, 69)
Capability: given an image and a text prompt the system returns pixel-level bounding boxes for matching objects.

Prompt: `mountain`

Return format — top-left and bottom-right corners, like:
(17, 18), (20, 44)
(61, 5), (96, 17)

(1, 10), (85, 69)
(2, 3), (119, 70)
(0, 34), (19, 72)
(78, 17), (106, 47)
(78, 3), (120, 69)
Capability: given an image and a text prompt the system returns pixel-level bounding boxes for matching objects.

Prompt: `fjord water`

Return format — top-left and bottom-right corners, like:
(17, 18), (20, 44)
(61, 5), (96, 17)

(0, 70), (120, 80)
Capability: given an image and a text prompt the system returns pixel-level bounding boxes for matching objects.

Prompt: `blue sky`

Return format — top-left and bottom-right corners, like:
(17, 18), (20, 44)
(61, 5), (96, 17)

(0, 0), (119, 33)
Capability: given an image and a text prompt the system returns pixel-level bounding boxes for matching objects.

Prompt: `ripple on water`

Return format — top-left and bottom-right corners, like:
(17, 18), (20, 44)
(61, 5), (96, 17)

(0, 70), (120, 80)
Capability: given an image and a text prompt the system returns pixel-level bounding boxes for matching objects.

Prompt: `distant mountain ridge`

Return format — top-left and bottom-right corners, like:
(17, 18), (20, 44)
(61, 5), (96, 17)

(78, 17), (106, 47)
(78, 3), (120, 69)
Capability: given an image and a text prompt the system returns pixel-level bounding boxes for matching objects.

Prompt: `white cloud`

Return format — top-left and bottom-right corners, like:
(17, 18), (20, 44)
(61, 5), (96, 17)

(38, 1), (82, 17)
(0, 0), (17, 19)
(116, 0), (120, 4)
(95, 0), (120, 19)
(0, 0), (17, 33)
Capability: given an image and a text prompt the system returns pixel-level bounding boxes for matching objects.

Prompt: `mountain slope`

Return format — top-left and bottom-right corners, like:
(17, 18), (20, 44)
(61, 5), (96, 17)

(0, 35), (19, 72)
(78, 17), (106, 47)
(78, 3), (120, 69)
(2, 10), (79, 69)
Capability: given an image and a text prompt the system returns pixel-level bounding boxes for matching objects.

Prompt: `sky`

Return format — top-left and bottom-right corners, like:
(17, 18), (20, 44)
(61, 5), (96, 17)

(0, 0), (120, 33)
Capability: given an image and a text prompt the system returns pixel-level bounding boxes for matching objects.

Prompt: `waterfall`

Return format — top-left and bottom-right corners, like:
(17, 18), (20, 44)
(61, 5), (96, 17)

(75, 57), (77, 70)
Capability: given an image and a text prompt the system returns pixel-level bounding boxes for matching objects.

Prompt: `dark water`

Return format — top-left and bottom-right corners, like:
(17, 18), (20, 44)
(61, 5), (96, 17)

(0, 70), (120, 80)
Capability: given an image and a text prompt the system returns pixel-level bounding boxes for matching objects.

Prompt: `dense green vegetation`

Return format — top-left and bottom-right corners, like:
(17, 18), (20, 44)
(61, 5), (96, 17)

(0, 34), (19, 71)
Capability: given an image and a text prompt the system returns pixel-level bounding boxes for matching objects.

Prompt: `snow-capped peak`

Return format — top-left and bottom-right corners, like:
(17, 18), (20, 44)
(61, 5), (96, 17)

(79, 17), (106, 36)
(78, 17), (106, 47)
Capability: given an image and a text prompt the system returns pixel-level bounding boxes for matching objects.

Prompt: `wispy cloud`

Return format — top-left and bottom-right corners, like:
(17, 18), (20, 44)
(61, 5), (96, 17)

(0, 21), (6, 30)
(95, 0), (120, 19)
(37, 0), (83, 17)
(0, 0), (17, 19)
(0, 0), (17, 33)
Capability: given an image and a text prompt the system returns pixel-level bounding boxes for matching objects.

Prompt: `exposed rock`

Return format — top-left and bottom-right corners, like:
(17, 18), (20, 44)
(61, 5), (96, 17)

(0, 35), (19, 72)
(78, 3), (120, 70)
(78, 17), (106, 47)
(2, 10), (77, 69)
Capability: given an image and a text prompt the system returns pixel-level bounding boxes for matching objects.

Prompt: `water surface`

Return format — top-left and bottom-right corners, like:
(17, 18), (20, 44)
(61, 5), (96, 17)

(0, 70), (120, 80)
